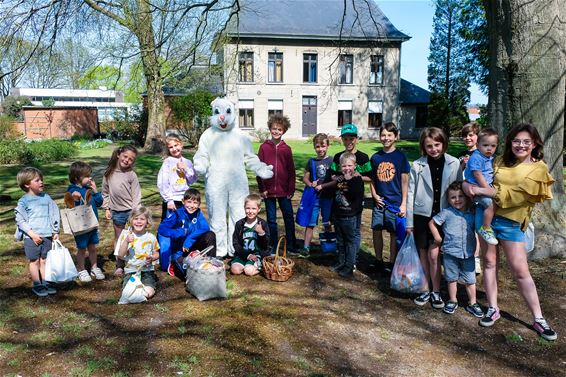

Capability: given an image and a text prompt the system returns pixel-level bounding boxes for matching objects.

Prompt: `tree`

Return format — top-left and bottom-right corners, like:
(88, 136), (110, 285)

(427, 0), (473, 135)
(0, 0), (239, 150)
(483, 0), (565, 257)
(459, 0), (489, 93)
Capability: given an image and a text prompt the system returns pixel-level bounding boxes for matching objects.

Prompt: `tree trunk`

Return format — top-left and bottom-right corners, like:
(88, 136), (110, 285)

(137, 0), (165, 152)
(484, 0), (566, 258)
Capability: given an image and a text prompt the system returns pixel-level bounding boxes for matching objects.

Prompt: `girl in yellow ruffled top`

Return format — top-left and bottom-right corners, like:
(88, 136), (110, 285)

(467, 123), (556, 341)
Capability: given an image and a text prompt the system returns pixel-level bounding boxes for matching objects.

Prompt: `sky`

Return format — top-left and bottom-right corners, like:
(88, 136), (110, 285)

(378, 0), (487, 105)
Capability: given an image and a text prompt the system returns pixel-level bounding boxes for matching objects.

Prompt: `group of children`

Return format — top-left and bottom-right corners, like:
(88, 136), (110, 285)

(13, 116), (557, 341)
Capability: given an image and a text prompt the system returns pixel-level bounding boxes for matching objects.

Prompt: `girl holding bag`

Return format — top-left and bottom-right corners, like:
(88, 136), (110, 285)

(66, 161), (105, 283)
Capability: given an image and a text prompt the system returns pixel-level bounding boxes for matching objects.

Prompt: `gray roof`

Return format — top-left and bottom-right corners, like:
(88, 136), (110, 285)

(229, 0), (410, 41)
(399, 79), (430, 104)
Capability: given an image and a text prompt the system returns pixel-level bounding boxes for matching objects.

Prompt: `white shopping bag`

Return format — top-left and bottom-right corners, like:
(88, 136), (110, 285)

(44, 240), (78, 282)
(118, 272), (148, 304)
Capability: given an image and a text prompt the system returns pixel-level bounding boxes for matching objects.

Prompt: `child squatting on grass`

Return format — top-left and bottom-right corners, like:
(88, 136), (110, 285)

(116, 206), (160, 299)
(15, 167), (60, 297)
(231, 194), (271, 276)
(428, 181), (483, 317)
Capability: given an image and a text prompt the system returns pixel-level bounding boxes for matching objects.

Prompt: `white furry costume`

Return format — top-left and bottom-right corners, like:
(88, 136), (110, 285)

(193, 98), (273, 257)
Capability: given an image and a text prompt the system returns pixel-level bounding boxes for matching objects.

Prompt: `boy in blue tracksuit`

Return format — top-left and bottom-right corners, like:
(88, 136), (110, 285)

(157, 188), (216, 279)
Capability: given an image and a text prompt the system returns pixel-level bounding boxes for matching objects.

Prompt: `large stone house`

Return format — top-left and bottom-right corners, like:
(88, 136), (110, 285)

(221, 0), (425, 139)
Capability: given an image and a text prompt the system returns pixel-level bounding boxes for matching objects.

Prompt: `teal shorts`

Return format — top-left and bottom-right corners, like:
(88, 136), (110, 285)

(231, 256), (256, 267)
(122, 271), (157, 289)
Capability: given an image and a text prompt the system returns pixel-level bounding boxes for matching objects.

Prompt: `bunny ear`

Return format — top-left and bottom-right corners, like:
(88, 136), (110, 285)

(85, 189), (92, 205)
(64, 192), (75, 208)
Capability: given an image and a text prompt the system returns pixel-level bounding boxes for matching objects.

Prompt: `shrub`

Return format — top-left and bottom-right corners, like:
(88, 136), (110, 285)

(169, 90), (215, 146)
(99, 106), (144, 146)
(0, 139), (33, 164)
(2, 96), (32, 120)
(0, 115), (20, 139)
(0, 139), (77, 164)
(27, 139), (78, 163)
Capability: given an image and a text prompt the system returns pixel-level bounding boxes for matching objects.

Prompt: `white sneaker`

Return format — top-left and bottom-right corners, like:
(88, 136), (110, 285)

(479, 226), (498, 245)
(78, 269), (92, 283)
(90, 267), (105, 280)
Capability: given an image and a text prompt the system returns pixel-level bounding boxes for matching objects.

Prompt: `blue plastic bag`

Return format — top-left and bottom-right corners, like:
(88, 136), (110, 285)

(296, 187), (317, 227)
(296, 159), (318, 227)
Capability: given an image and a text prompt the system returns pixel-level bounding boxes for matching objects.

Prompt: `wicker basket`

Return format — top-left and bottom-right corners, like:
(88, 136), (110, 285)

(262, 236), (295, 282)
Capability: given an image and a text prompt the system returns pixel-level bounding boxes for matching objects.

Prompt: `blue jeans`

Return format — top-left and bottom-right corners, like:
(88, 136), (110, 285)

(334, 215), (358, 269)
(265, 197), (296, 252)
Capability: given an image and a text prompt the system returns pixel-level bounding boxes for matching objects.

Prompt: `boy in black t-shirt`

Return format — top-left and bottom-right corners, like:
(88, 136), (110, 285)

(329, 124), (371, 263)
(330, 152), (364, 278)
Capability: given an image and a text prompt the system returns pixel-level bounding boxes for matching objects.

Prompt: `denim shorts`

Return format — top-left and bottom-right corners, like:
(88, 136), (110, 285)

(24, 237), (52, 260)
(443, 254), (476, 285)
(307, 197), (332, 226)
(491, 215), (525, 242)
(74, 229), (100, 249)
(112, 210), (132, 226)
(371, 205), (397, 232)
(474, 195), (492, 209)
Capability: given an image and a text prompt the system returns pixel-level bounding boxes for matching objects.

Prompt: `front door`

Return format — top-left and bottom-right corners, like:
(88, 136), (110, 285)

(302, 96), (317, 136)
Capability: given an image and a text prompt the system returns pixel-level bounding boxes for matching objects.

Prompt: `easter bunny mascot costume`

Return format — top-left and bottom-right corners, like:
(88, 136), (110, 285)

(193, 97), (273, 257)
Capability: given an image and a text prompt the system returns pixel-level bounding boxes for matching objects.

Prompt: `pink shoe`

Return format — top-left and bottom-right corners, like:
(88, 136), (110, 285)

(113, 268), (124, 277)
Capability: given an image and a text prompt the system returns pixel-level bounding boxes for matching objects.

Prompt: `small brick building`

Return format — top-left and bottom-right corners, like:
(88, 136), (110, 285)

(16, 106), (99, 140)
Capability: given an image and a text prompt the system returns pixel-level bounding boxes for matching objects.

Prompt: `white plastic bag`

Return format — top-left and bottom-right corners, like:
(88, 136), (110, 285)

(44, 240), (78, 282)
(118, 272), (148, 304)
(524, 222), (535, 253)
(390, 234), (428, 293)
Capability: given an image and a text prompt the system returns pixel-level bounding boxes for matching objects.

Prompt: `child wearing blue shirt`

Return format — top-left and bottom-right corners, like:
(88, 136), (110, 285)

(157, 188), (216, 279)
(464, 128), (499, 245)
(15, 167), (60, 297)
(429, 181), (483, 317)
(369, 122), (410, 272)
(66, 161), (105, 283)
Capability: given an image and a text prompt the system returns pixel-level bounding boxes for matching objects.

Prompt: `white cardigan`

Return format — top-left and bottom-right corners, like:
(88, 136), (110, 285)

(406, 154), (461, 228)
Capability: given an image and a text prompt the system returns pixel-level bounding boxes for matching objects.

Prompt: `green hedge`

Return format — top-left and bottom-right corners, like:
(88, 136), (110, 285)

(0, 139), (78, 164)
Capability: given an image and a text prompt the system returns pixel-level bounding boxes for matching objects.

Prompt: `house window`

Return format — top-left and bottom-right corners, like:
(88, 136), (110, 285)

(368, 101), (383, 129)
(416, 105), (428, 128)
(370, 55), (384, 85)
(339, 54), (353, 84)
(268, 99), (283, 117)
(239, 100), (254, 128)
(238, 52), (254, 82)
(303, 53), (317, 83)
(268, 52), (283, 83)
(337, 100), (353, 128)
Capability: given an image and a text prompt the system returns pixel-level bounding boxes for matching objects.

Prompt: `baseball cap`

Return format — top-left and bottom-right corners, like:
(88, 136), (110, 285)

(340, 123), (358, 137)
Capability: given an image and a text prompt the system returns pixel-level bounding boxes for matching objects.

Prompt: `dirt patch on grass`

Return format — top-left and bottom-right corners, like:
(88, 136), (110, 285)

(0, 204), (564, 377)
